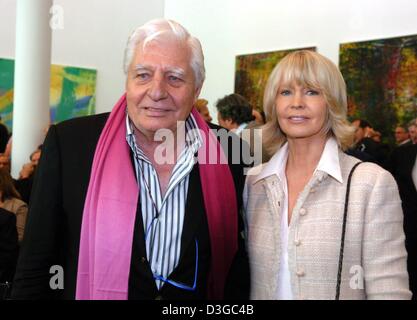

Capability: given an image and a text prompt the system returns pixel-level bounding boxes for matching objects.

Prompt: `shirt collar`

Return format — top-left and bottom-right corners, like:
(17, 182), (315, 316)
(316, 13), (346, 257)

(233, 122), (248, 135)
(125, 112), (202, 156)
(253, 136), (343, 184)
(253, 142), (288, 183)
(315, 136), (343, 183)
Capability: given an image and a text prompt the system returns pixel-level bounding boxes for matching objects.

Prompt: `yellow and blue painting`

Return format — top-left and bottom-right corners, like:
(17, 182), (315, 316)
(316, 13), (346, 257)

(0, 58), (96, 132)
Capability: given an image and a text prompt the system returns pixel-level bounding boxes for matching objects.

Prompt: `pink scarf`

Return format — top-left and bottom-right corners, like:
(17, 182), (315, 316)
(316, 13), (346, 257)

(76, 94), (238, 300)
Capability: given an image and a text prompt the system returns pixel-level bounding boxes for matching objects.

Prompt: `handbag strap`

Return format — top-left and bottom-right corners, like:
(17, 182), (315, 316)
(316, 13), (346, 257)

(335, 161), (362, 300)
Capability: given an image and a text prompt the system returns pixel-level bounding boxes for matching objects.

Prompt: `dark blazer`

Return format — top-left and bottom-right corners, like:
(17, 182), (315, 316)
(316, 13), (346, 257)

(388, 143), (417, 298)
(388, 144), (417, 237)
(353, 137), (389, 169)
(11, 113), (250, 300)
(0, 208), (18, 283)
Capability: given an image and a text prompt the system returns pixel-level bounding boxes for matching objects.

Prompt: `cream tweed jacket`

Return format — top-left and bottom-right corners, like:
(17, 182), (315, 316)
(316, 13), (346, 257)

(243, 149), (411, 300)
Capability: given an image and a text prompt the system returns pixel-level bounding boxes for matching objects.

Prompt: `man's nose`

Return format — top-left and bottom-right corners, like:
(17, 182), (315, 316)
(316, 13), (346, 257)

(147, 76), (168, 101)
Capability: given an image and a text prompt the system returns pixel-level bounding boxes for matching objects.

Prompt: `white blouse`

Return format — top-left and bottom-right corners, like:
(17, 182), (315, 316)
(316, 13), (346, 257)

(262, 137), (343, 299)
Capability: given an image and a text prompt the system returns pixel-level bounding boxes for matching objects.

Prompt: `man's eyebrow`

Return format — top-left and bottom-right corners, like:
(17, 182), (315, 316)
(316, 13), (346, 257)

(133, 64), (186, 76)
(133, 64), (152, 71)
(165, 66), (186, 76)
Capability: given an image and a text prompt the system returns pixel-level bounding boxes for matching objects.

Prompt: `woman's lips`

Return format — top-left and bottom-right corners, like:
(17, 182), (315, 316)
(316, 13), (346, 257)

(288, 115), (309, 123)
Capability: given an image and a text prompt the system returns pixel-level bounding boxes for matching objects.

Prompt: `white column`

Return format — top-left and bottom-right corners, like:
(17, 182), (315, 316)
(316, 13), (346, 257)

(11, 0), (52, 178)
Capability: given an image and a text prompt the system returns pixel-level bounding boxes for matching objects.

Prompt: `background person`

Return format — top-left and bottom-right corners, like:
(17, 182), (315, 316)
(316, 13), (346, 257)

(194, 98), (213, 123)
(216, 93), (269, 163)
(0, 168), (28, 243)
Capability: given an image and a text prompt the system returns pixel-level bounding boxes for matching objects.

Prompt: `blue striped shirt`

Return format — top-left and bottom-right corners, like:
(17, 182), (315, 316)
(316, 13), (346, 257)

(126, 114), (202, 289)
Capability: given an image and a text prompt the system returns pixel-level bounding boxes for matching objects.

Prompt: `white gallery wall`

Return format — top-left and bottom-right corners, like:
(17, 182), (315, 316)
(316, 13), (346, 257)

(0, 0), (165, 115)
(165, 0), (417, 121)
(1, 0), (417, 119)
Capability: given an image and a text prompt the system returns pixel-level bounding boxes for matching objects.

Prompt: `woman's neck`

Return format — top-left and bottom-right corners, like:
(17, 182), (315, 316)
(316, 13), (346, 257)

(286, 135), (327, 174)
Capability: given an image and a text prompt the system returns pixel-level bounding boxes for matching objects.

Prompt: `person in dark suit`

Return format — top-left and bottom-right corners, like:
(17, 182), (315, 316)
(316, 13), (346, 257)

(388, 143), (417, 299)
(394, 125), (412, 147)
(215, 93), (270, 163)
(11, 19), (250, 300)
(351, 119), (388, 168)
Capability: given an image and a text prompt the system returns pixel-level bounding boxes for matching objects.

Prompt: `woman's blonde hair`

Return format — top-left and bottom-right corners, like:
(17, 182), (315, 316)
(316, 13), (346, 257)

(262, 50), (355, 155)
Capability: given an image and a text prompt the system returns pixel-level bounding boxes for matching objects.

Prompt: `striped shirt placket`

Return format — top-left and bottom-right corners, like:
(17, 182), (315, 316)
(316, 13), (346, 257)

(126, 114), (202, 290)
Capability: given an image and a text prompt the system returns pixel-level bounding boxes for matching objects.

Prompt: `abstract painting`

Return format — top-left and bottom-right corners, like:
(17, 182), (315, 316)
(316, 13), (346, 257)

(0, 58), (97, 132)
(234, 47), (316, 112)
(340, 35), (417, 145)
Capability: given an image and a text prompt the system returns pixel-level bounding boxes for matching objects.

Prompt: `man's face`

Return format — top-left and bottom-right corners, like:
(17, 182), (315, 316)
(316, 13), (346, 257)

(252, 109), (264, 125)
(126, 38), (201, 138)
(409, 125), (417, 144)
(217, 113), (234, 130)
(0, 155), (10, 170)
(352, 120), (365, 143)
(31, 150), (41, 165)
(394, 127), (409, 144)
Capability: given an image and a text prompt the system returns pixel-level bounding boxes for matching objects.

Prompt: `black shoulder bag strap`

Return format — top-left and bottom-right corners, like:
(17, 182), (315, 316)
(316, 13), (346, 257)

(335, 161), (362, 300)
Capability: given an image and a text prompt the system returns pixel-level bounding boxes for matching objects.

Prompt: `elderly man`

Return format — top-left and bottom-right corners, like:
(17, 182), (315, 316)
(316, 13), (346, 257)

(395, 125), (411, 146)
(409, 120), (417, 145)
(12, 19), (249, 300)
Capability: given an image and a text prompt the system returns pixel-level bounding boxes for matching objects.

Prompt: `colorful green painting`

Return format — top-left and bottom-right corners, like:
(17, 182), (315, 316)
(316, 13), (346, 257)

(340, 35), (417, 145)
(0, 58), (96, 132)
(0, 59), (14, 131)
(234, 47), (316, 112)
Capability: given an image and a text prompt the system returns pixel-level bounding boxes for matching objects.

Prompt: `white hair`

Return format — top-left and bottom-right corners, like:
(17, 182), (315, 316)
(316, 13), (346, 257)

(123, 18), (205, 88)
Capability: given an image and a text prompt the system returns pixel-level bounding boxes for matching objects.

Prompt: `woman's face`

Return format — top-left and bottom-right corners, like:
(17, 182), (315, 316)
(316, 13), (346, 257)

(275, 82), (328, 143)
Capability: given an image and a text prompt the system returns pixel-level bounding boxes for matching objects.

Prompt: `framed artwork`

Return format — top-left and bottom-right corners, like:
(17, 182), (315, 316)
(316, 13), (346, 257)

(340, 34), (417, 145)
(0, 58), (97, 132)
(234, 47), (316, 112)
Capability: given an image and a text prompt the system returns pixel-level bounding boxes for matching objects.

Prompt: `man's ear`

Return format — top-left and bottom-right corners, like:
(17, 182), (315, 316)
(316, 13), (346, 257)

(194, 86), (202, 102)
(224, 118), (235, 128)
(125, 75), (130, 91)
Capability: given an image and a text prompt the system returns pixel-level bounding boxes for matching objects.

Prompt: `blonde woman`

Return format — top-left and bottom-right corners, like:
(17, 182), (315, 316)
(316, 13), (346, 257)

(243, 50), (411, 300)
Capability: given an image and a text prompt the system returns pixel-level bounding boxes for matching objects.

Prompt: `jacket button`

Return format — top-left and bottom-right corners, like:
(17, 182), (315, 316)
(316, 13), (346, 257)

(299, 208), (307, 216)
(296, 270), (305, 277)
(140, 257), (146, 263)
(155, 295), (163, 300)
(294, 239), (301, 246)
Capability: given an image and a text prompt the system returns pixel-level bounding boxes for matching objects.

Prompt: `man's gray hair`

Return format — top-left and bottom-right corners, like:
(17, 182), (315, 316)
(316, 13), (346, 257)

(123, 18), (205, 88)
